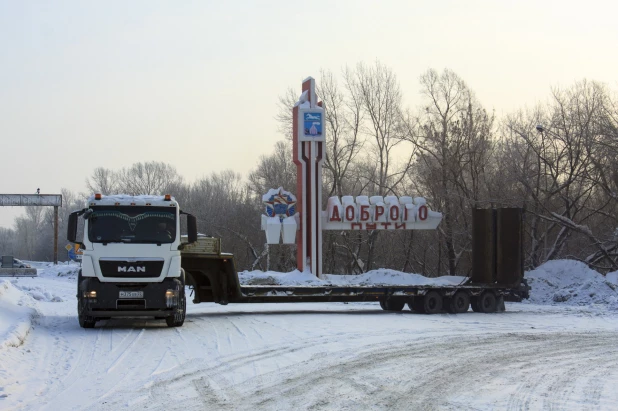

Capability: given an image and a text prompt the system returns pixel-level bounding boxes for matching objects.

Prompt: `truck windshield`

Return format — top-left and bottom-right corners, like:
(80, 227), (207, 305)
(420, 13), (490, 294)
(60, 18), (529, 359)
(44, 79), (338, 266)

(87, 206), (176, 244)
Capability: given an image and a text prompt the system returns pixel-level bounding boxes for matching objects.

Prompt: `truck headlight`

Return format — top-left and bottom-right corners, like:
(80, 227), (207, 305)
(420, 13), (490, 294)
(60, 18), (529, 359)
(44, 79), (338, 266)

(84, 291), (97, 298)
(165, 289), (179, 308)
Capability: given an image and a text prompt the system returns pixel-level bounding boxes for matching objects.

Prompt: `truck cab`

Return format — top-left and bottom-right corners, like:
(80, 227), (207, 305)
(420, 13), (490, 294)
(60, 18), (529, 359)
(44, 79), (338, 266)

(68, 194), (197, 328)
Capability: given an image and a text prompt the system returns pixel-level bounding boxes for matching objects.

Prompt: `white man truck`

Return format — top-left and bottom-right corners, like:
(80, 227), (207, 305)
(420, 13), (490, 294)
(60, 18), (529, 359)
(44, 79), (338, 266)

(69, 194), (529, 328)
(67, 194), (198, 328)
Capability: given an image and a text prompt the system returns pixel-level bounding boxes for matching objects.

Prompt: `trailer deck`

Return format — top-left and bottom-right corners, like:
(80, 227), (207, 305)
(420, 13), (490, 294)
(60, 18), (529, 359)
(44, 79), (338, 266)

(180, 221), (528, 315)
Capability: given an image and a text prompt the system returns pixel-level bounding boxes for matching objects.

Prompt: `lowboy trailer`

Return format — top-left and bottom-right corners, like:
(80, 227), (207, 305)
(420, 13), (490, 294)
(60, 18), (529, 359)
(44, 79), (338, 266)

(181, 207), (528, 315)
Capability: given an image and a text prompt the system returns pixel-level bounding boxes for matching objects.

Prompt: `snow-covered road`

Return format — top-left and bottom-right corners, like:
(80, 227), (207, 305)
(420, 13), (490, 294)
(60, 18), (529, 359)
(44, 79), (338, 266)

(2, 265), (618, 410)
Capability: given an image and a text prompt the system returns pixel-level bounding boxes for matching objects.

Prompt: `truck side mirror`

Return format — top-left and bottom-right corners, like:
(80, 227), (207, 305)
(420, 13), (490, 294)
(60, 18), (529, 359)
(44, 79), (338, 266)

(187, 214), (198, 244)
(67, 211), (79, 243)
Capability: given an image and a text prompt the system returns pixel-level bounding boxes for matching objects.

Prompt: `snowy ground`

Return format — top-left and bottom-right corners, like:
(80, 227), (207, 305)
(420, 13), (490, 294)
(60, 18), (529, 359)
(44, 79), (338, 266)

(1, 261), (618, 410)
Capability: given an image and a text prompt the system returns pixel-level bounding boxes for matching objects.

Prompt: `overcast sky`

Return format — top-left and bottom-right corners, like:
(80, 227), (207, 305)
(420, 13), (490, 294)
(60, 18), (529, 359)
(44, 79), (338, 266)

(1, 0), (617, 228)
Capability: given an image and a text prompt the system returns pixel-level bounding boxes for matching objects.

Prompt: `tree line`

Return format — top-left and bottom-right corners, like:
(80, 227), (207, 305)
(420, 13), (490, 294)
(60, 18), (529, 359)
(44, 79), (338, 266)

(2, 62), (617, 276)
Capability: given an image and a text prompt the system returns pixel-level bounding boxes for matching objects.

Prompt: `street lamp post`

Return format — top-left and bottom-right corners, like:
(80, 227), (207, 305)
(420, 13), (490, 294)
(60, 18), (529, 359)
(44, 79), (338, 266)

(536, 124), (548, 260)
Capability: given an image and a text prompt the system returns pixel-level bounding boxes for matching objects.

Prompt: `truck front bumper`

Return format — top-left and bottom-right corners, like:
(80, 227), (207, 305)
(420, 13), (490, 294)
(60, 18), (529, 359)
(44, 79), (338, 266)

(79, 276), (181, 318)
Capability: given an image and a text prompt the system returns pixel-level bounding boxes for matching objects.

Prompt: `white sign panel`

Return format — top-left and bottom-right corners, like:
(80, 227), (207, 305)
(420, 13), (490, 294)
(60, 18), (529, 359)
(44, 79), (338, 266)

(0, 194), (62, 207)
(323, 195), (442, 230)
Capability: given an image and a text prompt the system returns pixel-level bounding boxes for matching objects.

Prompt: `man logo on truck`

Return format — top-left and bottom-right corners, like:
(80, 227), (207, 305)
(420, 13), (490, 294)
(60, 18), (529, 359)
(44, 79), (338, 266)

(118, 266), (146, 273)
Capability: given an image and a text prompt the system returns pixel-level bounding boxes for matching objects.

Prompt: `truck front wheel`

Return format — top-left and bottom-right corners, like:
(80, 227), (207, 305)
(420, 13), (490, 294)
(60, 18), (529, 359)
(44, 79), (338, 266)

(77, 271), (96, 328)
(77, 295), (97, 328)
(166, 283), (186, 327)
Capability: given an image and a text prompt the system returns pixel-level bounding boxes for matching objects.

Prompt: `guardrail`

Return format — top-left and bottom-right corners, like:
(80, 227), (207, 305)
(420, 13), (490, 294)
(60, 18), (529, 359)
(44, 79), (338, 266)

(0, 268), (38, 277)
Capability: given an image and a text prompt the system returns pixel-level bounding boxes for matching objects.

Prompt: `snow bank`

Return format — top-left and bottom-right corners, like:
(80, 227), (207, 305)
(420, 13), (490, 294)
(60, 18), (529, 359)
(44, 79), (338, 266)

(0, 263), (70, 350)
(32, 261), (80, 278)
(12, 284), (64, 302)
(239, 269), (466, 287)
(325, 269), (465, 287)
(607, 270), (618, 286)
(0, 281), (38, 350)
(239, 270), (325, 286)
(526, 260), (618, 309)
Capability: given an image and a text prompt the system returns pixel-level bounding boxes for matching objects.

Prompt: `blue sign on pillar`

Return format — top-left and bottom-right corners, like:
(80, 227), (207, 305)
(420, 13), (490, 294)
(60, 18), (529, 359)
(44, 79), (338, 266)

(298, 108), (325, 142)
(303, 112), (322, 137)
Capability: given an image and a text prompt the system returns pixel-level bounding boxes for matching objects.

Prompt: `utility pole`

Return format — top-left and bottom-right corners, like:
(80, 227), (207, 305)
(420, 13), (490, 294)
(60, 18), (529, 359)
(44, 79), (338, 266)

(54, 206), (59, 265)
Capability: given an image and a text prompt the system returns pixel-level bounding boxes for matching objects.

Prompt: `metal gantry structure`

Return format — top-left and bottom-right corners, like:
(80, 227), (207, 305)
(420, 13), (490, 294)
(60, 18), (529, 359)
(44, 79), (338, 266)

(0, 194), (63, 264)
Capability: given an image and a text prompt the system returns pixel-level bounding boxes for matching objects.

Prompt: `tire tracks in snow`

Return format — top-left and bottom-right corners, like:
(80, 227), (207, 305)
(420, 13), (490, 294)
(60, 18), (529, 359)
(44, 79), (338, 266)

(101, 325), (399, 409)
(11, 302), (618, 411)
(106, 329), (144, 373)
(140, 331), (618, 411)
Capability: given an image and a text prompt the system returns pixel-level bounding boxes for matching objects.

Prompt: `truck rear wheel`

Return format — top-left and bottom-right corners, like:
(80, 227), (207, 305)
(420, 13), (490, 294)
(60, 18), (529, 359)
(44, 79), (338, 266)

(446, 291), (470, 314)
(379, 300), (405, 311)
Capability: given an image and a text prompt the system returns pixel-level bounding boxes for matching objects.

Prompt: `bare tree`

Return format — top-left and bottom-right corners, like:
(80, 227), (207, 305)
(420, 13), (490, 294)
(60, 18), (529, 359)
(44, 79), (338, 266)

(247, 141), (296, 198)
(319, 69), (364, 197)
(345, 62), (412, 196)
(0, 227), (17, 257)
(339, 62), (414, 271)
(404, 68), (495, 275)
(503, 80), (618, 270)
(13, 206), (44, 259)
(86, 167), (118, 195)
(117, 161), (183, 195)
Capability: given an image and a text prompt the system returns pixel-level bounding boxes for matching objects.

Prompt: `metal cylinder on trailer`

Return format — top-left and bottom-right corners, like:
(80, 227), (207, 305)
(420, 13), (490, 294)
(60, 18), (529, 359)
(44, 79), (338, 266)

(471, 208), (496, 284)
(496, 208), (524, 286)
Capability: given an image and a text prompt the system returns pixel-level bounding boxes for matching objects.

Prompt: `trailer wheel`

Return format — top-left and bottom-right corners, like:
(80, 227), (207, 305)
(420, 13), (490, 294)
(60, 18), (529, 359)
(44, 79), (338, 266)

(446, 291), (470, 314)
(474, 291), (497, 313)
(166, 281), (186, 327)
(422, 291), (443, 314)
(380, 300), (405, 311)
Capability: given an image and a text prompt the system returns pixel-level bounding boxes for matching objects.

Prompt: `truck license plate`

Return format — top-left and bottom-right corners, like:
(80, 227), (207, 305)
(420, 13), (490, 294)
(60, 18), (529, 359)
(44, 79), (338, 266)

(119, 291), (144, 298)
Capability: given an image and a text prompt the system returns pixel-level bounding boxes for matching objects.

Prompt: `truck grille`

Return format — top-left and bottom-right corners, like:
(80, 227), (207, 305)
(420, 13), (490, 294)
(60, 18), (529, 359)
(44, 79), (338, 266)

(99, 260), (164, 278)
